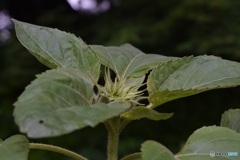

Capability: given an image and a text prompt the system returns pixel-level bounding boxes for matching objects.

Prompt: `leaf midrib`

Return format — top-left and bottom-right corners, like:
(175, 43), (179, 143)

(16, 22), (64, 67)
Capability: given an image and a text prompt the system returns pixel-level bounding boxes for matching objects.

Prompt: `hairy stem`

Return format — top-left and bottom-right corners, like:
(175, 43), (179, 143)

(105, 118), (120, 160)
(29, 143), (87, 160)
(105, 117), (131, 160)
(107, 128), (120, 160)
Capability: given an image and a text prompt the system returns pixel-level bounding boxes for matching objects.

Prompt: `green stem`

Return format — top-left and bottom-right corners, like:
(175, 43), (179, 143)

(29, 143), (87, 160)
(105, 118), (120, 160)
(104, 118), (131, 160)
(107, 128), (120, 160)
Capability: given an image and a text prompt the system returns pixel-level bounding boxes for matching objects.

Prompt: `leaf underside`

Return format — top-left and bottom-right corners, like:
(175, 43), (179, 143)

(148, 56), (240, 106)
(0, 135), (29, 160)
(121, 106), (173, 121)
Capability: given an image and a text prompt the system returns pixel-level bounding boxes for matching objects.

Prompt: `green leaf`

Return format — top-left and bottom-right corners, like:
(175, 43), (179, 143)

(12, 19), (100, 82)
(121, 107), (173, 121)
(142, 127), (240, 160)
(0, 135), (29, 160)
(91, 44), (173, 79)
(176, 126), (240, 160)
(14, 68), (130, 138)
(148, 56), (240, 106)
(16, 67), (95, 105)
(141, 140), (176, 160)
(120, 153), (142, 160)
(221, 109), (240, 133)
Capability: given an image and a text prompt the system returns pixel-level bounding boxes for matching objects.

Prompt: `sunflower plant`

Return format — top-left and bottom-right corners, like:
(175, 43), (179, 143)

(1, 19), (240, 160)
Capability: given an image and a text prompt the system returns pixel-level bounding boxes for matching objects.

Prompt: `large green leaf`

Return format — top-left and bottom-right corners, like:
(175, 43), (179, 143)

(121, 107), (173, 121)
(141, 140), (176, 160)
(142, 126), (240, 160)
(91, 44), (173, 79)
(14, 68), (130, 138)
(176, 126), (240, 160)
(13, 19), (100, 82)
(0, 135), (29, 160)
(221, 109), (240, 133)
(148, 56), (240, 106)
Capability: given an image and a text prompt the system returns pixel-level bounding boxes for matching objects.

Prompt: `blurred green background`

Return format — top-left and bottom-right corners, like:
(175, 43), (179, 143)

(0, 0), (240, 159)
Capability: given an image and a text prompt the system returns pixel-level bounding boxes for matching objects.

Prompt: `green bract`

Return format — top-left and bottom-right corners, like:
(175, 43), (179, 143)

(4, 19), (240, 160)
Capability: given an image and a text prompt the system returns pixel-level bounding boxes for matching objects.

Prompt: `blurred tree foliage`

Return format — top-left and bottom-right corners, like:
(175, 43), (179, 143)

(0, 0), (240, 160)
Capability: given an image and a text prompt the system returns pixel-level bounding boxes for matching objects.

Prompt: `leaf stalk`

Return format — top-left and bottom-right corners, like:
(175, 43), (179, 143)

(104, 117), (130, 160)
(29, 143), (87, 160)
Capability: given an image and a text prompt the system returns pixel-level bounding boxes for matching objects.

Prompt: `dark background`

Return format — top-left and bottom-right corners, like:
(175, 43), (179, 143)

(0, 0), (240, 159)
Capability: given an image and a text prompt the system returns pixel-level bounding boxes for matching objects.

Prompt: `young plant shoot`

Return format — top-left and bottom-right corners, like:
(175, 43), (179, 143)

(1, 19), (240, 160)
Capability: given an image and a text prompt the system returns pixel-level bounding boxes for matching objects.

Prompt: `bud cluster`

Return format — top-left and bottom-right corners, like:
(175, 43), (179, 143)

(97, 69), (145, 104)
